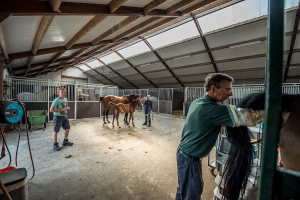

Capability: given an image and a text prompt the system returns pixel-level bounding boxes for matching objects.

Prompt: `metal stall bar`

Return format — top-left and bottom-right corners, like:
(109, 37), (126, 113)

(258, 0), (284, 199)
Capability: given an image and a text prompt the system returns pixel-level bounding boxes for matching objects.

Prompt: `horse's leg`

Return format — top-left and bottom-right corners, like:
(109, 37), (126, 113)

(106, 108), (110, 123)
(112, 113), (115, 127)
(124, 113), (128, 125)
(103, 108), (107, 124)
(132, 113), (135, 127)
(116, 112), (120, 128)
(128, 113), (131, 127)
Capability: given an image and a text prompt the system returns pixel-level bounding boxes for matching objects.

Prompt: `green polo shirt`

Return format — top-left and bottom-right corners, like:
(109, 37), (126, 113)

(180, 95), (233, 158)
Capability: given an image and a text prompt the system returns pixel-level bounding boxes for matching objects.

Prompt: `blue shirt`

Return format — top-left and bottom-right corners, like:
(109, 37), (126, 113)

(51, 97), (68, 116)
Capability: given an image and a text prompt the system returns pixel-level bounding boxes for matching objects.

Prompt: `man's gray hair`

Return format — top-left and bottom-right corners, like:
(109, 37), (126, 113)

(204, 73), (234, 92)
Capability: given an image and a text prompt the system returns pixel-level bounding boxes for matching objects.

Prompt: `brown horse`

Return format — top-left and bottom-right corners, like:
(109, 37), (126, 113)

(100, 94), (140, 125)
(220, 93), (300, 200)
(109, 95), (142, 128)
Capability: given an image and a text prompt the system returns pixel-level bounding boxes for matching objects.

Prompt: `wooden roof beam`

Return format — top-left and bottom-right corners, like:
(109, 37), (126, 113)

(284, 1), (300, 83)
(27, 15), (54, 70)
(91, 16), (140, 45)
(0, 2), (181, 17)
(144, 0), (167, 14)
(166, 0), (196, 15)
(0, 14), (11, 23)
(108, 0), (128, 13)
(141, 37), (185, 87)
(0, 24), (9, 60)
(65, 15), (107, 49)
(192, 14), (218, 72)
(182, 0), (219, 15)
(113, 50), (158, 88)
(49, 0), (63, 12)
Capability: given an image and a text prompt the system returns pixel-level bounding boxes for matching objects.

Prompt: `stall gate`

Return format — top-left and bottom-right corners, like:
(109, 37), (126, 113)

(5, 77), (118, 121)
(183, 84), (300, 118)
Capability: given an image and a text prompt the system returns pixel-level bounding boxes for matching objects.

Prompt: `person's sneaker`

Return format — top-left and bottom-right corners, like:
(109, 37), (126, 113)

(142, 123), (147, 125)
(62, 139), (73, 146)
(148, 125), (151, 127)
(53, 142), (60, 151)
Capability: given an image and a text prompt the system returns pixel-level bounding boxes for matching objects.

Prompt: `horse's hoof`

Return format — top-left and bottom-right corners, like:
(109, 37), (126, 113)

(118, 126), (121, 128)
(107, 121), (110, 123)
(133, 125), (135, 127)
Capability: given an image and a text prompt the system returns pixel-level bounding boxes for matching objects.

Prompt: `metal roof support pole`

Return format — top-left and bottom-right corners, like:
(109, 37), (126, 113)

(258, 0), (284, 199)
(94, 57), (138, 89)
(283, 1), (300, 83)
(113, 50), (158, 88)
(141, 37), (185, 87)
(191, 15), (218, 73)
(83, 63), (123, 89)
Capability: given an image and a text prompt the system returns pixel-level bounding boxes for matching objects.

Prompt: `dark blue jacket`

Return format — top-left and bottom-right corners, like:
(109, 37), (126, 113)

(143, 100), (152, 112)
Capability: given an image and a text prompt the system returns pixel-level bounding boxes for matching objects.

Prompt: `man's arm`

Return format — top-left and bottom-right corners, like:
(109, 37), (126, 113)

(49, 106), (68, 113)
(227, 105), (264, 127)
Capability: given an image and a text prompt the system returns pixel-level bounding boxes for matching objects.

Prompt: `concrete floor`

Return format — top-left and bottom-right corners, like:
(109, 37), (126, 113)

(0, 111), (216, 200)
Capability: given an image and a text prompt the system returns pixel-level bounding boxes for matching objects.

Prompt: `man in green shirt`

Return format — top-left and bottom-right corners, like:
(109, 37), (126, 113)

(50, 88), (73, 151)
(175, 73), (264, 200)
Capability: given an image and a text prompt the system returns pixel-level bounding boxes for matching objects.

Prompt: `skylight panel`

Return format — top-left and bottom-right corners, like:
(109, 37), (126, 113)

(198, 0), (268, 33)
(78, 64), (90, 71)
(99, 52), (122, 64)
(87, 60), (102, 68)
(146, 21), (199, 49)
(117, 40), (151, 58)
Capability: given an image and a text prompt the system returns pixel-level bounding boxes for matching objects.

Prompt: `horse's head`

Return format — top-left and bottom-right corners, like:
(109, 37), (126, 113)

(130, 94), (142, 107)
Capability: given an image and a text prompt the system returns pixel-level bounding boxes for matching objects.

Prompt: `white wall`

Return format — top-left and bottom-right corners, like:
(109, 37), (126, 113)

(36, 67), (103, 84)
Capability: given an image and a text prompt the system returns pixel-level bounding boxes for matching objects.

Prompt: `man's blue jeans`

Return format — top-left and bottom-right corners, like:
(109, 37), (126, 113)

(144, 109), (151, 125)
(175, 147), (203, 200)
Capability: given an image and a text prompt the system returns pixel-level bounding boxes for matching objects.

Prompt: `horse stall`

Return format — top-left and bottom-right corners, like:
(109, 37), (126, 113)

(5, 77), (118, 122)
(183, 84), (300, 118)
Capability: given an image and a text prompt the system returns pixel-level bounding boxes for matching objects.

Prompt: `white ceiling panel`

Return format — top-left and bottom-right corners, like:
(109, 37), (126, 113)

(1, 16), (42, 54)
(76, 16), (127, 43)
(152, 77), (178, 84)
(285, 35), (292, 50)
(154, 0), (181, 10)
(234, 79), (264, 85)
(108, 17), (152, 39)
(287, 67), (300, 76)
(157, 37), (204, 59)
(126, 74), (146, 81)
(107, 60), (130, 70)
(128, 18), (167, 37)
(179, 75), (207, 83)
(212, 41), (266, 61)
(39, 16), (94, 49)
(172, 64), (214, 75)
(205, 19), (267, 48)
(157, 83), (181, 88)
(286, 9), (297, 33)
(128, 52), (158, 65)
(145, 71), (173, 79)
(115, 68), (137, 76)
(239, 70), (265, 79)
(290, 52), (300, 65)
(123, 0), (152, 7)
(165, 53), (211, 68)
(32, 53), (57, 64)
(60, 50), (78, 58)
(138, 62), (166, 73)
(11, 58), (29, 68)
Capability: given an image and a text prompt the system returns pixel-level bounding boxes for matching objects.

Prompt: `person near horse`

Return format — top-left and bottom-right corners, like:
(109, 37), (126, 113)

(50, 88), (73, 151)
(142, 95), (152, 127)
(175, 73), (265, 200)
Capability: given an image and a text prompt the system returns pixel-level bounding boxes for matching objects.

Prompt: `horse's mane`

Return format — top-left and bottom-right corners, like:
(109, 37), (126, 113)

(222, 92), (299, 200)
(237, 92), (298, 111)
